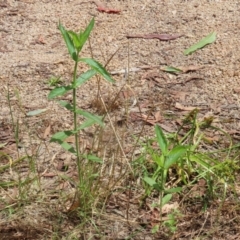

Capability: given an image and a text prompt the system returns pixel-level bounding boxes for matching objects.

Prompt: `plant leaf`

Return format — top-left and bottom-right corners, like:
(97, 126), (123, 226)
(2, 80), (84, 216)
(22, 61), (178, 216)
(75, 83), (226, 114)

(50, 130), (74, 142)
(58, 101), (103, 126)
(155, 125), (168, 155)
(77, 119), (96, 131)
(75, 69), (97, 88)
(162, 194), (172, 206)
(164, 146), (188, 169)
(143, 176), (160, 191)
(184, 31), (217, 55)
(58, 22), (77, 61)
(68, 30), (81, 49)
(75, 109), (104, 126)
(78, 18), (95, 52)
(59, 141), (76, 154)
(164, 187), (182, 194)
(78, 58), (114, 83)
(48, 85), (72, 99)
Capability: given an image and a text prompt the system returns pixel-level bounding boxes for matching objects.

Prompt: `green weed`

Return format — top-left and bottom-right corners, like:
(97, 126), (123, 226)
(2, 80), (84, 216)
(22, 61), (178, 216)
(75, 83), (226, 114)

(48, 18), (114, 217)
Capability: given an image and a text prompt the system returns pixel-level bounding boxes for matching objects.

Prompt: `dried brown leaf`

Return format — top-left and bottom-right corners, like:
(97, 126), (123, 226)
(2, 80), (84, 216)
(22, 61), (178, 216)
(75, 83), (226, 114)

(175, 102), (198, 111)
(126, 33), (183, 41)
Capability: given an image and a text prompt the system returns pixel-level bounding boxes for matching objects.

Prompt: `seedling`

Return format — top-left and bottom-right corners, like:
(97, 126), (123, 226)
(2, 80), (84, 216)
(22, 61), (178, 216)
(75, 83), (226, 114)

(48, 18), (114, 214)
(143, 125), (188, 214)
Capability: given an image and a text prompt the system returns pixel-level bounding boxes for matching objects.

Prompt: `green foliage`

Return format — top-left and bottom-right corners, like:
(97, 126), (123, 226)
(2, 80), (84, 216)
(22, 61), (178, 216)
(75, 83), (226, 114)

(47, 18), (114, 215)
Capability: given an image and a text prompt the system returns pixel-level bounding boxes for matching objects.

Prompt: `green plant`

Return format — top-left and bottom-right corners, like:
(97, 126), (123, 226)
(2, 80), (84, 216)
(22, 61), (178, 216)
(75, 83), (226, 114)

(48, 18), (114, 215)
(143, 125), (188, 213)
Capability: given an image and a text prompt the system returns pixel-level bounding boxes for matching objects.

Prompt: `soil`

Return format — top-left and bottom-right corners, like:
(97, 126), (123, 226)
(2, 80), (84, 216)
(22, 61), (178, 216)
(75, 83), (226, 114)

(1, 0), (240, 239)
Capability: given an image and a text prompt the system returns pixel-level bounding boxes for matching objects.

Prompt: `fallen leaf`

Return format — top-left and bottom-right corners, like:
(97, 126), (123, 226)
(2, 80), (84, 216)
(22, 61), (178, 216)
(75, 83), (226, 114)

(184, 31), (217, 55)
(97, 6), (121, 14)
(126, 33), (183, 41)
(154, 111), (162, 122)
(43, 125), (51, 139)
(175, 102), (198, 111)
(179, 65), (204, 73)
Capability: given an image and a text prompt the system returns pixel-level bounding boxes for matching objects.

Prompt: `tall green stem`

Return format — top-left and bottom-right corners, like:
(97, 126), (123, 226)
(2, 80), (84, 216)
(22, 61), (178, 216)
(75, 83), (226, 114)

(72, 55), (81, 181)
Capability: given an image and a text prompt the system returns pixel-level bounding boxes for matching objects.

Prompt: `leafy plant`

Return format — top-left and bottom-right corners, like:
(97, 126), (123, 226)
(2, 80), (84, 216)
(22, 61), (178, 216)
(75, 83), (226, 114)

(48, 18), (114, 214)
(143, 125), (188, 213)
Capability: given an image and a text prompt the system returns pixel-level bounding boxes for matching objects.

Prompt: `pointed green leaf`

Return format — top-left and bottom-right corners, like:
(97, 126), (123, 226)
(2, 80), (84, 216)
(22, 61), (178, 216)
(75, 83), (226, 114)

(78, 58), (114, 83)
(162, 194), (172, 206)
(58, 100), (73, 111)
(143, 176), (156, 187)
(48, 85), (72, 99)
(50, 130), (74, 142)
(59, 141), (76, 154)
(68, 30), (81, 49)
(164, 146), (187, 169)
(75, 69), (97, 88)
(58, 22), (77, 61)
(143, 176), (160, 191)
(78, 18), (95, 52)
(58, 101), (103, 126)
(164, 187), (182, 194)
(184, 31), (217, 55)
(77, 119), (96, 131)
(75, 109), (103, 126)
(155, 125), (168, 155)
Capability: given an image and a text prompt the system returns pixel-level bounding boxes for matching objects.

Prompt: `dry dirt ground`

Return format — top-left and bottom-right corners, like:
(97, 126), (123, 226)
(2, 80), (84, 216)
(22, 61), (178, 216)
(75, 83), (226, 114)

(1, 0), (240, 239)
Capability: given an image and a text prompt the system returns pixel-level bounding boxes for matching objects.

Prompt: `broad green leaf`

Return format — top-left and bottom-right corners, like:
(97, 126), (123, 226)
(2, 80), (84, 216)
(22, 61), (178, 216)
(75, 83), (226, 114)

(162, 66), (182, 73)
(78, 18), (95, 52)
(50, 130), (73, 142)
(68, 30), (81, 49)
(58, 22), (77, 61)
(164, 187), (182, 194)
(162, 194), (172, 206)
(164, 146), (187, 169)
(184, 31), (217, 55)
(77, 119), (96, 131)
(75, 109), (103, 126)
(75, 69), (97, 88)
(26, 109), (47, 116)
(48, 85), (72, 99)
(78, 58), (114, 83)
(155, 125), (168, 155)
